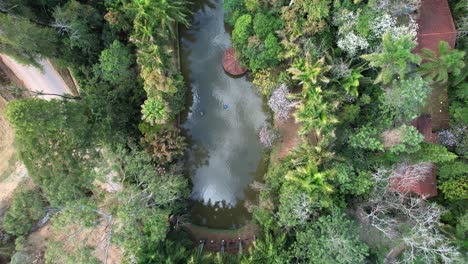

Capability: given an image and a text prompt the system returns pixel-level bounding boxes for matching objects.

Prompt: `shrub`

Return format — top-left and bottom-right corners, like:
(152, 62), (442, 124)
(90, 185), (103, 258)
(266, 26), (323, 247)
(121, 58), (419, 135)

(3, 189), (45, 236)
(141, 97), (172, 125)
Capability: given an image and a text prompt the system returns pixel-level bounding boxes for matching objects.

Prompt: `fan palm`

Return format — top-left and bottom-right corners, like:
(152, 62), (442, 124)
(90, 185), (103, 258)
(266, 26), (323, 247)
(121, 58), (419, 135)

(419, 41), (466, 83)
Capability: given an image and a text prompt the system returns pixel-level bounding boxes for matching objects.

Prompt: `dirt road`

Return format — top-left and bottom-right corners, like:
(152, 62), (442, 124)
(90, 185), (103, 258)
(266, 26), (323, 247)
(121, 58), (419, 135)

(0, 55), (70, 99)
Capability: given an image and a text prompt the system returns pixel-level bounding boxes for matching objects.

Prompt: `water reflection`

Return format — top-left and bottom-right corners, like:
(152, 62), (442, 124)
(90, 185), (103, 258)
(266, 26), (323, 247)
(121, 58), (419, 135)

(181, 0), (267, 228)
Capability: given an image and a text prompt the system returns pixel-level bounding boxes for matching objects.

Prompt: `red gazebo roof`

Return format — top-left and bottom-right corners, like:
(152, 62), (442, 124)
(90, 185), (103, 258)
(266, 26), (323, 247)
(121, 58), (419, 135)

(414, 0), (457, 53)
(222, 48), (247, 76)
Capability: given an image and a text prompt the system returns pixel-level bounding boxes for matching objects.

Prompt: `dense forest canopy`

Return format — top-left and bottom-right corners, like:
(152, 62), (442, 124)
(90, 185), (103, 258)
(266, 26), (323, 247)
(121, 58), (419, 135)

(0, 0), (466, 263)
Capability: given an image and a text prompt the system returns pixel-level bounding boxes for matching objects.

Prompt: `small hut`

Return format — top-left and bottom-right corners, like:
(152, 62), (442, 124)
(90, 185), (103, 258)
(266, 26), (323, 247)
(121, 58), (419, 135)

(414, 0), (457, 54)
(222, 48), (247, 76)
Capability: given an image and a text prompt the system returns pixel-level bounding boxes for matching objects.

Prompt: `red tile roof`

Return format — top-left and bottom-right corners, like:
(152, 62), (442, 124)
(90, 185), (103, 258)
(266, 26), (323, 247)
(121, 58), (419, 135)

(414, 0), (457, 54)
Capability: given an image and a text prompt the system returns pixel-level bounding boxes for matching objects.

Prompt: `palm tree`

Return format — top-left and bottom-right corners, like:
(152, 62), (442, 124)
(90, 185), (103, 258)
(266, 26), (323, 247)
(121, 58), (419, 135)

(361, 32), (421, 84)
(130, 0), (190, 42)
(419, 41), (466, 83)
(288, 56), (331, 93)
(243, 231), (287, 264)
(293, 87), (338, 137)
(285, 159), (334, 196)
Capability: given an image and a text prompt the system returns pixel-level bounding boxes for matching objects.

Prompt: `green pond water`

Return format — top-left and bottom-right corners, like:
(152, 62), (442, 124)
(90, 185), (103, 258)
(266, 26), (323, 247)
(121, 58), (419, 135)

(180, 0), (268, 229)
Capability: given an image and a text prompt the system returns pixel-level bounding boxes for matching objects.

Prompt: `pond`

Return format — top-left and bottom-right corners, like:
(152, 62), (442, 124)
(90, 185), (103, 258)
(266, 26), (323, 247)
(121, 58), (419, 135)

(180, 0), (268, 229)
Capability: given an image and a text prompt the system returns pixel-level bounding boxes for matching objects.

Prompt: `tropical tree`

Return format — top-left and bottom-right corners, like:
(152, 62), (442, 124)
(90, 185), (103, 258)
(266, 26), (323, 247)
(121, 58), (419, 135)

(288, 56), (331, 91)
(244, 230), (287, 264)
(361, 32), (421, 84)
(3, 188), (46, 236)
(289, 210), (369, 264)
(294, 87), (338, 137)
(142, 126), (187, 165)
(129, 0), (189, 42)
(0, 13), (59, 67)
(285, 159), (335, 208)
(98, 40), (134, 85)
(5, 99), (97, 205)
(419, 41), (466, 83)
(383, 76), (431, 122)
(141, 96), (172, 125)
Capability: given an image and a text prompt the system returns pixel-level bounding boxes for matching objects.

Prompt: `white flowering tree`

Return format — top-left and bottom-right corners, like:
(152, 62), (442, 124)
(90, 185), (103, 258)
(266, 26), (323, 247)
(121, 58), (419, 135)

(268, 84), (298, 121)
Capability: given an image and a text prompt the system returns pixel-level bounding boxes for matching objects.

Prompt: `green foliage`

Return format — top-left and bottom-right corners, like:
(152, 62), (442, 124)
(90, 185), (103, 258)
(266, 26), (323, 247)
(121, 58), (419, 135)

(289, 210), (369, 263)
(223, 0), (245, 25)
(438, 161), (468, 200)
(5, 99), (97, 205)
(361, 33), (421, 84)
(232, 14), (253, 45)
(294, 86), (337, 137)
(142, 126), (187, 165)
(3, 188), (45, 236)
(383, 76), (430, 122)
(419, 41), (466, 83)
(245, 230), (288, 263)
(389, 125), (424, 154)
(285, 159), (335, 208)
(341, 69), (362, 97)
(349, 126), (384, 151)
(411, 143), (458, 164)
(129, 0), (189, 41)
(53, 0), (103, 64)
(99, 40), (134, 85)
(141, 97), (172, 125)
(253, 13), (282, 40)
(288, 57), (331, 90)
(0, 13), (59, 66)
(246, 33), (283, 71)
(114, 190), (171, 263)
(253, 70), (277, 96)
(334, 163), (373, 196)
(45, 242), (100, 264)
(338, 104), (360, 124)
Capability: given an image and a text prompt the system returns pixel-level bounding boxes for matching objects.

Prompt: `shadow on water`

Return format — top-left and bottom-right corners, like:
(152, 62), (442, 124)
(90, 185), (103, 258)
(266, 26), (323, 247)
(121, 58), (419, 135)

(180, 0), (269, 229)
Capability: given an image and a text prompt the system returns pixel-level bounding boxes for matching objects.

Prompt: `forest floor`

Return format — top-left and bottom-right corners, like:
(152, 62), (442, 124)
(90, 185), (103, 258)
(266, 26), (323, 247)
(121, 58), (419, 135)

(0, 97), (29, 218)
(182, 223), (259, 253)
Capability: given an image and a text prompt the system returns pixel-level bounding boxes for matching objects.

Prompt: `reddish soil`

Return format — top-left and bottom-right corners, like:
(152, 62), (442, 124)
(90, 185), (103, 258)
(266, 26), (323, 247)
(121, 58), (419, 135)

(274, 113), (301, 161)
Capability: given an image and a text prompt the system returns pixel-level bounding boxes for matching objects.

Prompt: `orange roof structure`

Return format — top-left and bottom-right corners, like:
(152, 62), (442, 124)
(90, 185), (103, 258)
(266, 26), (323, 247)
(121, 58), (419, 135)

(222, 48), (247, 76)
(414, 0), (457, 53)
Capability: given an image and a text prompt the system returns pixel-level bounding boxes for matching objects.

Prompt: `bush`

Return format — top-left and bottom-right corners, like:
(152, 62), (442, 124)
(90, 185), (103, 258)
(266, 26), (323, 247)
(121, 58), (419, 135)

(3, 189), (45, 236)
(99, 40), (134, 85)
(253, 13), (282, 40)
(438, 161), (468, 200)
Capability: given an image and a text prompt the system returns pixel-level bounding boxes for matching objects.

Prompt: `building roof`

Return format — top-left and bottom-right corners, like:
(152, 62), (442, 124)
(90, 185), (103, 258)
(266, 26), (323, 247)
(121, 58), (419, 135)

(391, 116), (438, 198)
(222, 48), (247, 76)
(414, 0), (457, 53)
(410, 115), (437, 143)
(392, 164), (438, 198)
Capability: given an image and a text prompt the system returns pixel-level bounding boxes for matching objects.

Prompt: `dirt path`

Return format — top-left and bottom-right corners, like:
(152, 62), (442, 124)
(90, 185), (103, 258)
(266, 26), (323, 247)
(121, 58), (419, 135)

(273, 113), (301, 161)
(0, 55), (70, 99)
